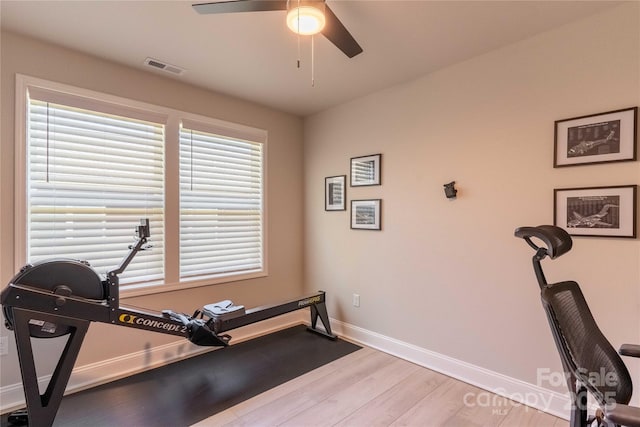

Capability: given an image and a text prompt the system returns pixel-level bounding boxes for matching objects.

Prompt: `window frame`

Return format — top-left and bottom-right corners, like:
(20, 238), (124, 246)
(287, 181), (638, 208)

(15, 74), (268, 298)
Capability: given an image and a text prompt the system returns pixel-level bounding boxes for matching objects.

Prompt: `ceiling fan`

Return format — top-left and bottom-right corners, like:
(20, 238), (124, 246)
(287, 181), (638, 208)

(192, 0), (363, 58)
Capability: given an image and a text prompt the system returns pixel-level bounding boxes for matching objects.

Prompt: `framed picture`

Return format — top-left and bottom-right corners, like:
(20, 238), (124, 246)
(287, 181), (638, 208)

(350, 154), (381, 186)
(325, 175), (346, 211)
(554, 185), (637, 238)
(554, 107), (637, 167)
(351, 199), (381, 230)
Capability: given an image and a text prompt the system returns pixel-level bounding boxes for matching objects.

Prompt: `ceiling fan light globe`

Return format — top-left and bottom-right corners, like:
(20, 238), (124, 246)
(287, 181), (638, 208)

(286, 6), (326, 35)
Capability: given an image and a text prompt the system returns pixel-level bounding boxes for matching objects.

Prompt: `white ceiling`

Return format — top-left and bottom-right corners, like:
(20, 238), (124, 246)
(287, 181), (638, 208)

(0, 0), (621, 116)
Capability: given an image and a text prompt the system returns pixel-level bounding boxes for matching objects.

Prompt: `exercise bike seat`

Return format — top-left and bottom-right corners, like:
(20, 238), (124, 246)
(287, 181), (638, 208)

(202, 300), (246, 321)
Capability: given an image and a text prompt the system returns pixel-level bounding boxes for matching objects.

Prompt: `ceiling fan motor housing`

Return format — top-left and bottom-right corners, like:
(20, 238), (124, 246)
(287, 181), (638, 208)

(192, 0), (363, 58)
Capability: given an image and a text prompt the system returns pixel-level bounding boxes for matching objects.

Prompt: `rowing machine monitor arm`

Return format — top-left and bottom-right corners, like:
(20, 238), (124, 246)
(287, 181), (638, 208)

(515, 225), (640, 427)
(103, 218), (151, 312)
(110, 218), (151, 276)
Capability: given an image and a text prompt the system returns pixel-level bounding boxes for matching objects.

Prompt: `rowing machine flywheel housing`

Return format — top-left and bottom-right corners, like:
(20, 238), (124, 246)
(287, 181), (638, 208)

(2, 259), (104, 338)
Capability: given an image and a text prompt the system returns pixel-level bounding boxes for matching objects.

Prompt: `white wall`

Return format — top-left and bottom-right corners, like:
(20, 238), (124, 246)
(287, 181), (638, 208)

(304, 2), (640, 407)
(1, 2), (639, 417)
(0, 31), (304, 395)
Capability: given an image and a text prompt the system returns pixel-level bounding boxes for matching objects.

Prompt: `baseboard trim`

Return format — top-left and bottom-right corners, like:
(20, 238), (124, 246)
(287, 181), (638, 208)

(2, 313), (573, 420)
(325, 318), (571, 420)
(0, 312), (303, 414)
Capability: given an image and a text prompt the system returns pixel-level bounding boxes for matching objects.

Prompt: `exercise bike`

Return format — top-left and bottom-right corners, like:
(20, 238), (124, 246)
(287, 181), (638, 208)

(516, 225), (640, 427)
(1, 219), (336, 426)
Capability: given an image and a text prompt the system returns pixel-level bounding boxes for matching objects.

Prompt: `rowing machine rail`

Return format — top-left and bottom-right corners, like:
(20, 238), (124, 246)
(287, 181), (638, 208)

(0, 219), (335, 426)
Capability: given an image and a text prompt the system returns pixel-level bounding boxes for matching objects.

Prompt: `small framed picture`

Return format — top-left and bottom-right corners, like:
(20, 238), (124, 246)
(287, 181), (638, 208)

(554, 185), (637, 238)
(351, 199), (381, 230)
(554, 107), (637, 167)
(325, 175), (346, 211)
(350, 154), (381, 186)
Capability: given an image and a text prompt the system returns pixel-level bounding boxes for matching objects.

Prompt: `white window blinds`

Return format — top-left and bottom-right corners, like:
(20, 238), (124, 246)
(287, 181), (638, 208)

(27, 98), (165, 284)
(179, 127), (263, 280)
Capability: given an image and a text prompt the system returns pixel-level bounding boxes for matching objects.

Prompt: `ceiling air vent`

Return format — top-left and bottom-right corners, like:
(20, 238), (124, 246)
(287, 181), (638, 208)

(144, 57), (186, 76)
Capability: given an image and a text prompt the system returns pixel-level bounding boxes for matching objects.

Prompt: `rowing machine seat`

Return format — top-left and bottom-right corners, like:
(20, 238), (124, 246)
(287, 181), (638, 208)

(203, 300), (246, 321)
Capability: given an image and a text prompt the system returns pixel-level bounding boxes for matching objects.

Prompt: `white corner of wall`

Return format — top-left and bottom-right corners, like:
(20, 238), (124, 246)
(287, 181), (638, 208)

(322, 318), (572, 421)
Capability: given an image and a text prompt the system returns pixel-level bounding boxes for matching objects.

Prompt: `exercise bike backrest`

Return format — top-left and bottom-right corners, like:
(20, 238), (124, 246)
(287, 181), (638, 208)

(515, 225), (573, 290)
(515, 225), (633, 417)
(515, 225), (573, 260)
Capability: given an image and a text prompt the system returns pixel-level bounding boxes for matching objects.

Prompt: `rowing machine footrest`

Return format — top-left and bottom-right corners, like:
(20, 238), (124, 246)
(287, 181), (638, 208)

(202, 300), (246, 321)
(188, 321), (230, 347)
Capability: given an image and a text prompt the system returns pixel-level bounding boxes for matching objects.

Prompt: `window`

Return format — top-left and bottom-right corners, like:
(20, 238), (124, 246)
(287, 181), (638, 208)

(27, 98), (165, 284)
(16, 75), (267, 293)
(179, 127), (263, 280)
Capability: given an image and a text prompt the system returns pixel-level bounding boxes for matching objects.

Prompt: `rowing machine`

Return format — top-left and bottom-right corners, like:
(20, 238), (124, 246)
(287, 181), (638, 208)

(1, 219), (336, 426)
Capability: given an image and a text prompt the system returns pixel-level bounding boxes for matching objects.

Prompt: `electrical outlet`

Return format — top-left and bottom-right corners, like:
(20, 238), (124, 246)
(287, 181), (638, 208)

(0, 336), (8, 356)
(353, 294), (360, 307)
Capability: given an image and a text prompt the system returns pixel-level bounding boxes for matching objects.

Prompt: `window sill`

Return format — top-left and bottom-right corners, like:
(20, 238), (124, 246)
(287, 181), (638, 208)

(120, 270), (267, 299)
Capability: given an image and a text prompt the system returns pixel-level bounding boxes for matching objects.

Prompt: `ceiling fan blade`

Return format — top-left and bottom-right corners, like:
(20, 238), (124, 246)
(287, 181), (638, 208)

(321, 4), (363, 58)
(193, 0), (287, 15)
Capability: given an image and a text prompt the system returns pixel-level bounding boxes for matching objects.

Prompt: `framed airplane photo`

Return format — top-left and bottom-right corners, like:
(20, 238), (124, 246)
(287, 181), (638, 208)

(554, 107), (637, 167)
(554, 185), (637, 238)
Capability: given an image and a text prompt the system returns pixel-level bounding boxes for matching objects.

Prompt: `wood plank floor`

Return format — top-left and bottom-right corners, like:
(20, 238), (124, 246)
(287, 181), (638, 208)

(191, 345), (566, 427)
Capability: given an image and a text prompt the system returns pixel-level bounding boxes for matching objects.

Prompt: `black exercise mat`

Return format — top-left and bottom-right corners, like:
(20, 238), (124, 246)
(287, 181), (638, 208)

(2, 325), (361, 427)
